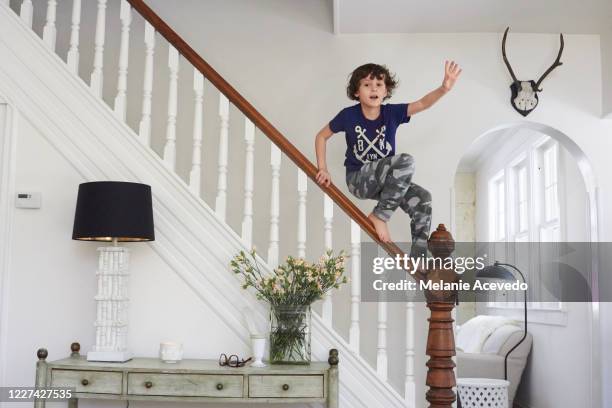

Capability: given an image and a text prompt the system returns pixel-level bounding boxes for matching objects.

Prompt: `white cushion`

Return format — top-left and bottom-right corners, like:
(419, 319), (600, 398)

(481, 324), (521, 354)
(456, 315), (517, 353)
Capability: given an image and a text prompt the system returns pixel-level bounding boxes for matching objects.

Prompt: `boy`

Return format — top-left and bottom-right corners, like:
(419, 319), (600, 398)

(314, 61), (461, 257)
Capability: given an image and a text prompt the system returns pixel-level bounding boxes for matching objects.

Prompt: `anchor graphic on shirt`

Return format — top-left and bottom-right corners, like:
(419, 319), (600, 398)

(353, 125), (391, 164)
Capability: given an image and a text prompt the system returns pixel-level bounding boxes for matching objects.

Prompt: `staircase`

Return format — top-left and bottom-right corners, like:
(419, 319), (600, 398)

(0, 1), (446, 406)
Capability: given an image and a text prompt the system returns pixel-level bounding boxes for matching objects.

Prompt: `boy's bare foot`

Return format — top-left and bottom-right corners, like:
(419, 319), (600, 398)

(368, 213), (391, 243)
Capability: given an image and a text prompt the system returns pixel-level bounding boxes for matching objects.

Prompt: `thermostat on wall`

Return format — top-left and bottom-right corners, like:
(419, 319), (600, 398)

(16, 192), (41, 209)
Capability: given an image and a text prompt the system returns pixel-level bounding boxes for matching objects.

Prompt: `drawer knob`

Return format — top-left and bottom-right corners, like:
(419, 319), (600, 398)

(81, 379), (89, 386)
(144, 381), (153, 389)
(216, 383), (224, 391)
(282, 384), (290, 391)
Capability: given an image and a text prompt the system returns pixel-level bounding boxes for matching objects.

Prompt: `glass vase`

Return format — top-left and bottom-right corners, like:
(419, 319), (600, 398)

(269, 304), (311, 365)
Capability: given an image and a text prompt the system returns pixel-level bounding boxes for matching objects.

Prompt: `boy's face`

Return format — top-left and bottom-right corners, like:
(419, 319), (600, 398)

(354, 74), (388, 108)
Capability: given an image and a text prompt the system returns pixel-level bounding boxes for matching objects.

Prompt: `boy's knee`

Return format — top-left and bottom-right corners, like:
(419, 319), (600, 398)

(416, 187), (432, 205)
(398, 153), (414, 163)
(421, 189), (432, 204)
(397, 153), (415, 169)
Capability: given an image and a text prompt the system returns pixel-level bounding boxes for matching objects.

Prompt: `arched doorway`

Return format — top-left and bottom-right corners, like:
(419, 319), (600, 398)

(451, 121), (601, 408)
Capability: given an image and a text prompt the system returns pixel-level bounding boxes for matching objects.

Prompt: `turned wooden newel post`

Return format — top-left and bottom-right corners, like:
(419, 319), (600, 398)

(424, 224), (458, 408)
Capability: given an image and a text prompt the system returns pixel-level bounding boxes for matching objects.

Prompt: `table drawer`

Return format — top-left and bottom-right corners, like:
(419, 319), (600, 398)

(248, 375), (324, 398)
(51, 369), (122, 394)
(128, 373), (243, 398)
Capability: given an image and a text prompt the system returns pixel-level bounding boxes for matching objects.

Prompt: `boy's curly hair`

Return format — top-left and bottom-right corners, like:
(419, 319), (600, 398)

(347, 63), (398, 101)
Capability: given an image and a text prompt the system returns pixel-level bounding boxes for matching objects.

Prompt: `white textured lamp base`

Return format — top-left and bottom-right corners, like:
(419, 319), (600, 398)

(89, 246), (132, 363)
(87, 350), (133, 362)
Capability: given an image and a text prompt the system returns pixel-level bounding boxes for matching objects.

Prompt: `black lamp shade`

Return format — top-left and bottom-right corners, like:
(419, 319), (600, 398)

(72, 181), (155, 242)
(476, 263), (515, 281)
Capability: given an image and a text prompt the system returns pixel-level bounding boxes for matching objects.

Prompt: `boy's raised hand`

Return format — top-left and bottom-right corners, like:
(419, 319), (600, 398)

(442, 60), (462, 92)
(316, 168), (332, 187)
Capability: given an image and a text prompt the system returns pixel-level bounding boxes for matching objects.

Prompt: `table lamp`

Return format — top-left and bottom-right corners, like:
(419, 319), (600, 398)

(72, 181), (154, 362)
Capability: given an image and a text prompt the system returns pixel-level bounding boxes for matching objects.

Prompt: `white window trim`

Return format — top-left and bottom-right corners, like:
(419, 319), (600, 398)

(486, 304), (568, 326)
(488, 170), (505, 242)
(507, 157), (529, 244)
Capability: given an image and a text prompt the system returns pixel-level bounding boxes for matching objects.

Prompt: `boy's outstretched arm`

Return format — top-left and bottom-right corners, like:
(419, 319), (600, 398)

(407, 60), (462, 116)
(315, 124), (334, 187)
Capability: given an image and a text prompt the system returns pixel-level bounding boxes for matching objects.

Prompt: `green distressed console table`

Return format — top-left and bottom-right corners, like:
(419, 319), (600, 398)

(34, 343), (339, 407)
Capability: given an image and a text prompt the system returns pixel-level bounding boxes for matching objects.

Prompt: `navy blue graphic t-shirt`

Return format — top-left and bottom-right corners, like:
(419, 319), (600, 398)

(329, 103), (410, 172)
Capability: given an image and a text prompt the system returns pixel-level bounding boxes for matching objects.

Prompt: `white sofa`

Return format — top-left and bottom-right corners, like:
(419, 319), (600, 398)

(456, 315), (533, 407)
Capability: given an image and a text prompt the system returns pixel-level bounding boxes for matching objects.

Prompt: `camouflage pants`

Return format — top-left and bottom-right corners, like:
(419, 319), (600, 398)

(346, 153), (432, 255)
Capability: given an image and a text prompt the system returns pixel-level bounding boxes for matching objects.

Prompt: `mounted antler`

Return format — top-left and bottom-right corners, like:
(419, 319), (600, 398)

(534, 33), (564, 91)
(502, 27), (518, 84)
(501, 27), (565, 116)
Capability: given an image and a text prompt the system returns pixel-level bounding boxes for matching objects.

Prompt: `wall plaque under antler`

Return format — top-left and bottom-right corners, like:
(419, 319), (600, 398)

(502, 27), (564, 116)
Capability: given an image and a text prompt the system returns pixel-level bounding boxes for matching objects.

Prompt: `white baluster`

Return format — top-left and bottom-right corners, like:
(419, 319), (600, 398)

(90, 0), (107, 98)
(405, 301), (415, 400)
(323, 195), (334, 249)
(66, 0), (81, 74)
(113, 0), (131, 121)
(42, 0), (57, 51)
(321, 194), (333, 325)
(215, 94), (229, 221)
(189, 69), (204, 196)
(138, 22), (155, 146)
(376, 299), (388, 380)
(163, 46), (179, 169)
(20, 0), (33, 29)
(349, 220), (361, 351)
(267, 144), (281, 268)
(241, 118), (255, 247)
(297, 169), (307, 259)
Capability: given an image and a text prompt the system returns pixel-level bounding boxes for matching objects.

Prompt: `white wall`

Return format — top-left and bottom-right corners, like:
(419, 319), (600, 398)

(453, 173), (477, 325)
(0, 110), (251, 408)
(453, 173), (476, 243)
(5, 1), (612, 406)
(602, 28), (612, 118)
(603, 304), (612, 408)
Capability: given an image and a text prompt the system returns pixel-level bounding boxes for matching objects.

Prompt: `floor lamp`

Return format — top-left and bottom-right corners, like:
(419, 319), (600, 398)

(476, 261), (528, 380)
(72, 181), (154, 362)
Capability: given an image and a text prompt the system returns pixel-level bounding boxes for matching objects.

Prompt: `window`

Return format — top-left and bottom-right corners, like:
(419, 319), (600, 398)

(543, 145), (559, 222)
(486, 136), (564, 311)
(538, 141), (560, 242)
(516, 165), (529, 234)
(510, 160), (529, 244)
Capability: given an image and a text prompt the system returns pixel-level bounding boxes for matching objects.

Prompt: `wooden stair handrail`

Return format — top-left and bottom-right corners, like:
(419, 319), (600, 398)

(126, 0), (406, 259)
